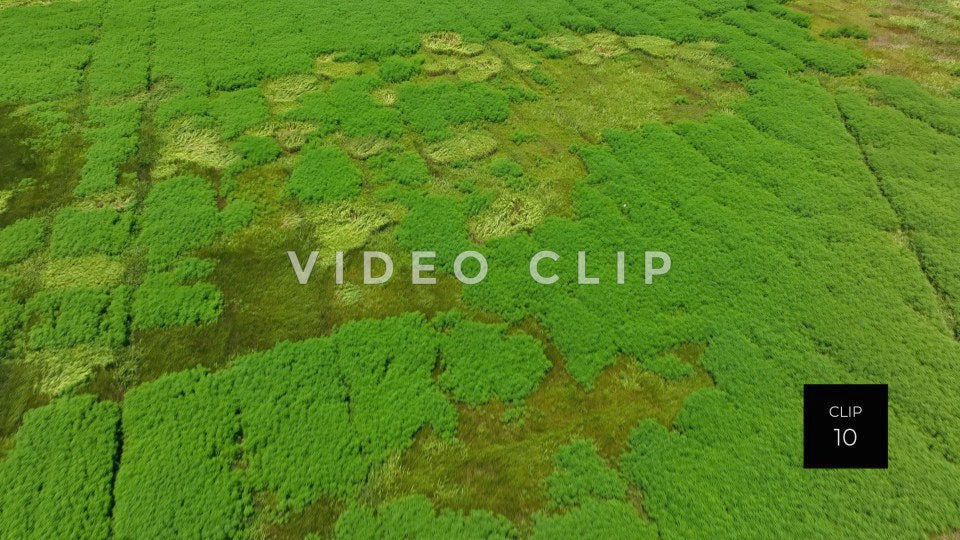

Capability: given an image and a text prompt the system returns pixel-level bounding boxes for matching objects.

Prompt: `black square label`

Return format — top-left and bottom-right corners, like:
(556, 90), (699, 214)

(804, 384), (888, 468)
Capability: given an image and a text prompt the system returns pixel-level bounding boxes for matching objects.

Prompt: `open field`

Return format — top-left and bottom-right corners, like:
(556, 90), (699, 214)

(1, 0), (959, 537)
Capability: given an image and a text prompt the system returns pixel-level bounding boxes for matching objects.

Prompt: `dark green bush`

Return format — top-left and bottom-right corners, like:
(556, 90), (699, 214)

(139, 176), (222, 266)
(132, 272), (223, 328)
(396, 81), (510, 141)
(864, 75), (960, 136)
(0, 2), (98, 102)
(368, 150), (431, 186)
(77, 102), (141, 197)
(287, 75), (403, 138)
(49, 207), (132, 257)
(529, 68), (559, 91)
(393, 194), (474, 271)
(335, 496), (516, 539)
(546, 440), (627, 507)
(208, 87), (269, 138)
(378, 55), (421, 83)
(0, 218), (45, 264)
(0, 395), (119, 539)
(22, 286), (131, 349)
(171, 257), (217, 281)
(722, 11), (864, 74)
(114, 369), (247, 539)
(533, 498), (655, 539)
(821, 25), (870, 39)
(220, 199), (257, 233)
(287, 143), (362, 203)
(489, 158), (524, 178)
(436, 313), (550, 405)
(232, 135), (282, 165)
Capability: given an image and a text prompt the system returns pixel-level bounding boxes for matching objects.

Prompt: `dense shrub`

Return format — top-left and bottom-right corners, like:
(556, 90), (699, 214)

(714, 33), (805, 77)
(171, 257), (217, 281)
(77, 102), (141, 197)
(393, 194), (474, 271)
(489, 158), (524, 179)
(0, 2), (98, 102)
(0, 218), (45, 264)
(287, 143), (362, 203)
(378, 55), (421, 82)
(132, 272), (223, 328)
(368, 150), (431, 186)
(49, 207), (132, 257)
(219, 199), (257, 233)
(113, 369), (247, 539)
(435, 313), (550, 405)
(0, 300), (22, 356)
(838, 91), (960, 335)
(139, 176), (222, 266)
(532, 498), (656, 539)
(721, 11), (864, 74)
(0, 395), (119, 540)
(864, 75), (960, 136)
(334, 496), (516, 539)
(115, 314), (457, 525)
(287, 75), (403, 138)
(546, 440), (627, 507)
(232, 135), (282, 165)
(821, 25), (869, 39)
(87, 0), (153, 99)
(396, 81), (510, 141)
(208, 87), (270, 138)
(22, 286), (130, 349)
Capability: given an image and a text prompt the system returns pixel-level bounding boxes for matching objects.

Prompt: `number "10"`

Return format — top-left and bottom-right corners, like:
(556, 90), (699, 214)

(834, 428), (857, 446)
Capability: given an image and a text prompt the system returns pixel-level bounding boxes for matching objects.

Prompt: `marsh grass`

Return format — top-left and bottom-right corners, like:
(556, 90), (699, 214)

(154, 120), (239, 177)
(421, 32), (484, 57)
(425, 131), (499, 164)
(42, 255), (125, 289)
(360, 322), (711, 528)
(21, 345), (114, 396)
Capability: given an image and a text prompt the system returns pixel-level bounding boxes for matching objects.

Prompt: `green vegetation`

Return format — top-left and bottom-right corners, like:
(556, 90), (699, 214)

(335, 496), (516, 539)
(821, 25), (870, 40)
(139, 176), (222, 266)
(287, 143), (362, 203)
(393, 194), (474, 271)
(0, 2), (98, 102)
(49, 208), (132, 257)
(78, 103), (141, 197)
(209, 88), (270, 139)
(378, 55), (422, 82)
(22, 287), (130, 349)
(0, 396), (119, 540)
(545, 440), (626, 507)
(396, 81), (510, 141)
(436, 313), (550, 405)
(0, 218), (44, 264)
(132, 272), (223, 328)
(288, 76), (404, 138)
(1, 0), (960, 537)
(114, 369), (247, 539)
(864, 75), (960, 136)
(232, 135), (282, 165)
(369, 150), (431, 186)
